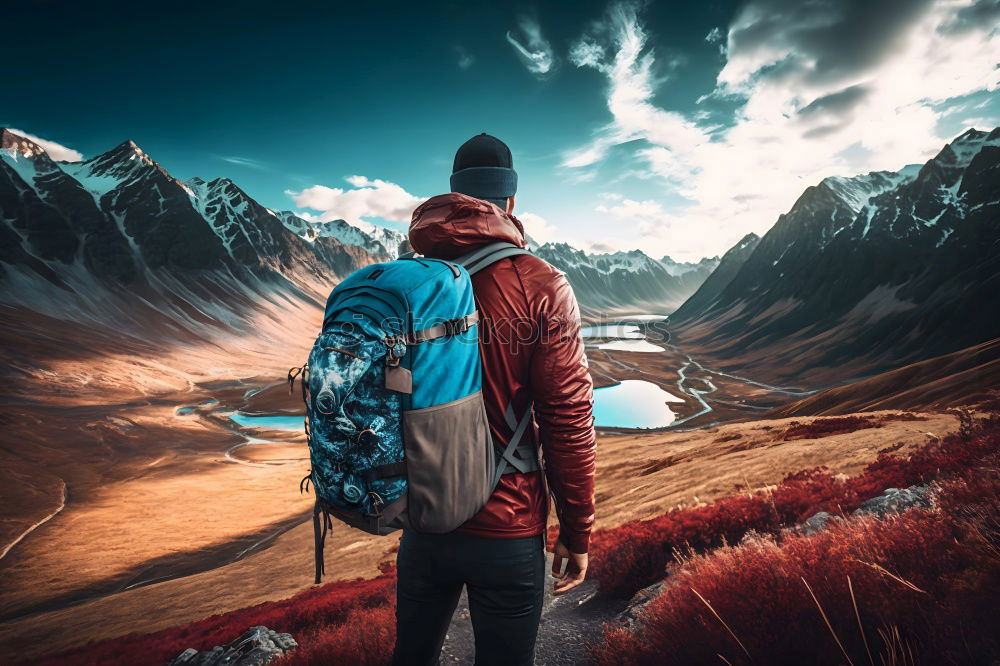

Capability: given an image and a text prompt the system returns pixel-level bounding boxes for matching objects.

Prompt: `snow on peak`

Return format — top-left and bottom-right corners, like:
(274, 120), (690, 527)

(822, 170), (913, 213)
(0, 129), (65, 193)
(277, 211), (403, 258)
(660, 254), (719, 277)
(937, 127), (1000, 168)
(536, 242), (718, 276)
(61, 138), (172, 200)
(0, 128), (47, 159)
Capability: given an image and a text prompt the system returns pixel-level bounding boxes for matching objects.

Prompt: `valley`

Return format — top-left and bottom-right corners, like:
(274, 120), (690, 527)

(0, 304), (838, 659)
(0, 359), (957, 660)
(1, 125), (997, 662)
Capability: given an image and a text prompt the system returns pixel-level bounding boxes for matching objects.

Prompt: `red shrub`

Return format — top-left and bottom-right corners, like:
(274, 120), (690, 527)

(781, 415), (882, 440)
(280, 604), (395, 666)
(27, 572), (397, 666)
(29, 414), (1000, 665)
(588, 413), (1000, 599)
(593, 465), (1000, 665)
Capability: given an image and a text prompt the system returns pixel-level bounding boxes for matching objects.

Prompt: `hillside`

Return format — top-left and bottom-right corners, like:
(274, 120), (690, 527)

(768, 337), (1000, 417)
(668, 128), (1000, 387)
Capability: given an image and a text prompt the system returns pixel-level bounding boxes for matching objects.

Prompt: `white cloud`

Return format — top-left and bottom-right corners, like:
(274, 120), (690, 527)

(220, 155), (269, 170)
(286, 176), (424, 227)
(7, 128), (83, 162)
(563, 0), (1000, 261)
(506, 14), (556, 76)
(596, 197), (667, 222)
(519, 211), (556, 243)
(565, 3), (706, 176)
(705, 26), (726, 56)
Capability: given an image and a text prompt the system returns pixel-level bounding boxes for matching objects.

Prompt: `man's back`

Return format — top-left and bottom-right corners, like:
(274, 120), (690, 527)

(409, 192), (596, 553)
(394, 134), (595, 666)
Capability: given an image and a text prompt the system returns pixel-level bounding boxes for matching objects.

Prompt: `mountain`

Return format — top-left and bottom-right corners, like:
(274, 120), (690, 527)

(766, 336), (1000, 417)
(534, 244), (719, 318)
(670, 233), (760, 319)
(275, 211), (404, 259)
(660, 255), (719, 277)
(668, 127), (1000, 386)
(0, 129), (384, 338)
(1, 127), (717, 331)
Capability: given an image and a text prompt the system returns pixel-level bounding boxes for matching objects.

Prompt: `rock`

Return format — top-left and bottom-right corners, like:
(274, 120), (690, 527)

(853, 485), (932, 518)
(619, 581), (665, 629)
(782, 511), (843, 538)
(167, 626), (297, 666)
(799, 511), (833, 536)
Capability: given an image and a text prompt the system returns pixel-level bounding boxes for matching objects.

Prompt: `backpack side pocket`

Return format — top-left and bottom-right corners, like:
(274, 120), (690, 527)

(402, 391), (494, 532)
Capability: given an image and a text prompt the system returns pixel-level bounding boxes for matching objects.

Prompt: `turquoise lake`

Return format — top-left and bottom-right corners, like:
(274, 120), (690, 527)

(227, 379), (681, 431)
(591, 379), (683, 428)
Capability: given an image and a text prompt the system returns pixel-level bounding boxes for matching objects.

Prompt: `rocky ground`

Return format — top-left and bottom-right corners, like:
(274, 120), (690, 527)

(439, 554), (628, 665)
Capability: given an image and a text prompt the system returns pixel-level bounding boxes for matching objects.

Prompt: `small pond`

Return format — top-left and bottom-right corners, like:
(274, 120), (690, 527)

(581, 324), (643, 339)
(595, 339), (664, 353)
(592, 379), (683, 429)
(229, 413), (303, 432)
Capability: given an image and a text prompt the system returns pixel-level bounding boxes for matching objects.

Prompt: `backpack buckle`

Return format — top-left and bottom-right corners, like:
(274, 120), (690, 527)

(368, 491), (385, 516)
(444, 317), (468, 336)
(385, 336), (404, 367)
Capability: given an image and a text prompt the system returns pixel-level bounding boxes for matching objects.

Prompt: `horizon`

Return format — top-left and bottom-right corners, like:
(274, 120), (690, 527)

(4, 122), (994, 264)
(4, 0), (998, 262)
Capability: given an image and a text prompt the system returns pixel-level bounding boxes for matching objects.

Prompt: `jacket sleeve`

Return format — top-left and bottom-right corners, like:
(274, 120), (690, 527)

(529, 270), (596, 554)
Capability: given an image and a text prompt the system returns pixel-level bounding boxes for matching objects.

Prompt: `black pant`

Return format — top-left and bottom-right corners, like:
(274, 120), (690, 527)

(393, 530), (545, 666)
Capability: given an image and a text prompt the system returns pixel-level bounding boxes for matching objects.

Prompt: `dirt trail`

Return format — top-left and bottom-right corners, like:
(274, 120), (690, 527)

(440, 555), (626, 665)
(0, 479), (66, 562)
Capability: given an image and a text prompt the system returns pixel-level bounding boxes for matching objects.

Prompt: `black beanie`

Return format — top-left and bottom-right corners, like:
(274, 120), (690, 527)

(450, 133), (518, 208)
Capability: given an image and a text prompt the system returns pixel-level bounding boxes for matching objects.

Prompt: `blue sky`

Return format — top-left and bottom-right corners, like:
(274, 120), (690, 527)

(5, 0), (998, 261)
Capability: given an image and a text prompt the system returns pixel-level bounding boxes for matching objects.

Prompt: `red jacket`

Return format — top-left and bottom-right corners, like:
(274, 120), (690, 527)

(409, 193), (596, 554)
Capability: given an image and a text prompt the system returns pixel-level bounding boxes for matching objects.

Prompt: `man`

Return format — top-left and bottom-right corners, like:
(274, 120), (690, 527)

(393, 133), (596, 665)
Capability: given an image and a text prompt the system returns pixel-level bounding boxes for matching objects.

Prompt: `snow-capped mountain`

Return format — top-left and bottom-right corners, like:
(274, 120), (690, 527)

(0, 129), (380, 337)
(0, 126), (717, 333)
(670, 233), (760, 319)
(275, 210), (403, 259)
(660, 255), (719, 278)
(535, 243), (719, 317)
(668, 127), (1000, 386)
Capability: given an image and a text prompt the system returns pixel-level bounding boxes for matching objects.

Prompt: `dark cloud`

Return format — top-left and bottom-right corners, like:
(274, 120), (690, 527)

(801, 124), (843, 140)
(727, 0), (937, 87)
(589, 242), (617, 253)
(939, 0), (1000, 34)
(797, 84), (871, 118)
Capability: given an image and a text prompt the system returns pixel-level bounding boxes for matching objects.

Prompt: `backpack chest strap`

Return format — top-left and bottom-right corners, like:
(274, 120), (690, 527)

(405, 311), (480, 344)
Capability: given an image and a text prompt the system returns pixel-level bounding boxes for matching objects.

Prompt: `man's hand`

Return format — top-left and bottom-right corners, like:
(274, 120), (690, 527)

(551, 540), (588, 595)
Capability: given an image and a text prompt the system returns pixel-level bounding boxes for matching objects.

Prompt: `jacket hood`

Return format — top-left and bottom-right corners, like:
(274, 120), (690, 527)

(409, 192), (527, 260)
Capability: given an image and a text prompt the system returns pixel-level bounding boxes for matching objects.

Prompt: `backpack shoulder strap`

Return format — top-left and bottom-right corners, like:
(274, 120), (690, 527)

(454, 241), (532, 276)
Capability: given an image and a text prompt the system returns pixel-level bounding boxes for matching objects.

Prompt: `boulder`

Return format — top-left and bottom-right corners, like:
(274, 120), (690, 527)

(167, 626), (297, 666)
(620, 581), (665, 629)
(853, 485), (932, 518)
(799, 511), (833, 536)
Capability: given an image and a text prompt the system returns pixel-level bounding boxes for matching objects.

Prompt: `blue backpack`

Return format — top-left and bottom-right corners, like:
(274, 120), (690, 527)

(289, 241), (538, 582)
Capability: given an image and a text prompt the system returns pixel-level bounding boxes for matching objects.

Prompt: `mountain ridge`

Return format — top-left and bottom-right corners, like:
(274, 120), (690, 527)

(534, 242), (719, 318)
(667, 126), (1000, 386)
